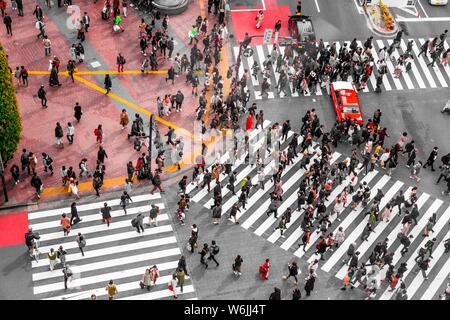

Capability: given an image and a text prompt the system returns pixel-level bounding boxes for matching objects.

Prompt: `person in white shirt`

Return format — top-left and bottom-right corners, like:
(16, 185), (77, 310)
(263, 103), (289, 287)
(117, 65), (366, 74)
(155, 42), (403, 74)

(66, 122), (75, 144)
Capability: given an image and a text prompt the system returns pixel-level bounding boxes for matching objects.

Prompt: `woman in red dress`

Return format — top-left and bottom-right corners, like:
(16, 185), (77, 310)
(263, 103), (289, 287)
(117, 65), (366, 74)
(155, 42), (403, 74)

(245, 113), (254, 131)
(259, 258), (270, 280)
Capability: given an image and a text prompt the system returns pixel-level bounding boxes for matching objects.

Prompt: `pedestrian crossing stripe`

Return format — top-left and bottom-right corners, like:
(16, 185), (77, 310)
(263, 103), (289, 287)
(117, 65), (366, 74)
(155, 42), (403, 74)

(187, 128), (450, 300)
(203, 130), (296, 209)
(381, 206), (450, 300)
(30, 203), (166, 231)
(185, 120), (271, 196)
(234, 38), (450, 99)
(28, 193), (161, 220)
(28, 194), (197, 300)
(330, 189), (429, 278)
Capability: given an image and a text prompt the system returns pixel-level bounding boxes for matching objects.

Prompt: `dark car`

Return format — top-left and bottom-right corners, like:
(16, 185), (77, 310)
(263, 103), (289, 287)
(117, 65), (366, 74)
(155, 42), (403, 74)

(282, 14), (316, 53)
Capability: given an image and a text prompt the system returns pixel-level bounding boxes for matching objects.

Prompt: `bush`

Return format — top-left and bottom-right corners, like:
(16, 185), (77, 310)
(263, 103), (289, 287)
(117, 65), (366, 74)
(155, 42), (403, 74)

(0, 44), (22, 163)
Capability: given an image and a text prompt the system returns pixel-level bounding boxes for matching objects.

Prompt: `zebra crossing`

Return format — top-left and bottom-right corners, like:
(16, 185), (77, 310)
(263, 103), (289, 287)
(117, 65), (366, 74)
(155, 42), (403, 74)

(187, 121), (450, 300)
(235, 38), (450, 100)
(28, 193), (197, 300)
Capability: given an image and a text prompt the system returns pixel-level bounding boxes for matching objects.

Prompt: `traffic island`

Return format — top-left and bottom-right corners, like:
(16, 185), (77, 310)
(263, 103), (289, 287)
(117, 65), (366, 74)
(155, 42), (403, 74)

(364, 1), (398, 35)
(151, 0), (190, 15)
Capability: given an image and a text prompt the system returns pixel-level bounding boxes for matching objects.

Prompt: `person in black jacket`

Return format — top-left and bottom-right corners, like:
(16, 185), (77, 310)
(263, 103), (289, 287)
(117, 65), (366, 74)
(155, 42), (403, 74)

(166, 66), (175, 84)
(97, 146), (108, 164)
(54, 122), (64, 148)
(283, 261), (299, 284)
(30, 173), (43, 198)
(70, 202), (81, 225)
(104, 74), (112, 94)
(304, 274), (315, 296)
(269, 287), (281, 300)
(292, 286), (301, 300)
(3, 13), (12, 36)
(178, 256), (189, 276)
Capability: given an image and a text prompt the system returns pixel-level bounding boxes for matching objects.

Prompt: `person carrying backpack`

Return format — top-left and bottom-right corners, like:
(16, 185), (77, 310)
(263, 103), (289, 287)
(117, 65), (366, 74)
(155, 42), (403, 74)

(131, 213), (145, 233)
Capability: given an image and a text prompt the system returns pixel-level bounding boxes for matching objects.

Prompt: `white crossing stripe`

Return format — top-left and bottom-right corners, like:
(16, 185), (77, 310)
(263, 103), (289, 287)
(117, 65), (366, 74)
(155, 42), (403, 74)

(378, 198), (444, 300)
(442, 40), (450, 79)
(418, 39), (447, 87)
(387, 39), (415, 89)
(29, 203), (165, 231)
(32, 247), (181, 283)
(34, 260), (183, 295)
(410, 38), (437, 88)
(234, 46), (244, 80)
(254, 152), (341, 236)
(355, 40), (372, 92)
(119, 285), (195, 300)
(32, 236), (177, 268)
(246, 49), (260, 87)
(400, 40), (426, 88)
(28, 194), (161, 220)
(279, 158), (355, 250)
(421, 242), (450, 299)
(37, 213), (169, 242)
(335, 189), (428, 281)
(203, 131), (294, 209)
(185, 121), (271, 196)
(377, 40), (403, 90)
(240, 148), (329, 228)
(38, 224), (173, 253)
(320, 172), (393, 269)
(371, 43), (393, 91)
(407, 230), (450, 299)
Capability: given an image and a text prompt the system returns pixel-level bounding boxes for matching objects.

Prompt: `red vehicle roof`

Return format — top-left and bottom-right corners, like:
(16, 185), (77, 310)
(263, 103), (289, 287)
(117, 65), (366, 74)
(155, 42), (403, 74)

(337, 89), (359, 106)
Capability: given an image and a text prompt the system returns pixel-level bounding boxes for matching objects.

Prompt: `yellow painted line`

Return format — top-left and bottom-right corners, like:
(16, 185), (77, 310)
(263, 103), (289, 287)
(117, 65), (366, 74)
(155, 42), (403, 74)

(199, 0), (206, 17)
(28, 70), (204, 76)
(72, 74), (200, 143)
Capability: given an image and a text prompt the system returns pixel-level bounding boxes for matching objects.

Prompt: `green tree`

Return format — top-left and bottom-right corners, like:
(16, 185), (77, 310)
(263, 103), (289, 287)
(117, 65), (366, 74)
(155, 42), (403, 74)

(0, 44), (22, 163)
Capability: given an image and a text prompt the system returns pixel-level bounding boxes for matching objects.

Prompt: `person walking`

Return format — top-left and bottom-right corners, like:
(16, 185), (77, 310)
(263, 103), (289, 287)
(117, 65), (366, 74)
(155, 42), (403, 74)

(255, 10), (264, 29)
(119, 109), (129, 129)
(37, 85), (47, 108)
(116, 53), (126, 72)
(269, 287), (281, 300)
(104, 74), (112, 94)
(148, 204), (160, 227)
(57, 245), (67, 267)
(42, 153), (54, 175)
(47, 248), (57, 271)
(74, 102), (82, 122)
(101, 202), (112, 227)
(70, 202), (81, 225)
(207, 240), (220, 267)
(43, 35), (51, 56)
(54, 122), (64, 148)
(119, 191), (132, 215)
(140, 269), (152, 291)
(233, 255), (243, 276)
(259, 258), (270, 280)
(62, 264), (73, 290)
(150, 171), (164, 194)
(176, 267), (185, 293)
(66, 122), (75, 145)
(149, 265), (160, 286)
(106, 280), (118, 300)
(30, 172), (43, 199)
(199, 243), (209, 269)
(168, 274), (178, 299)
(3, 12), (12, 36)
(304, 273), (316, 297)
(93, 175), (102, 197)
(75, 233), (86, 256)
(132, 213), (145, 233)
(423, 147), (439, 171)
(60, 213), (71, 236)
(283, 261), (299, 284)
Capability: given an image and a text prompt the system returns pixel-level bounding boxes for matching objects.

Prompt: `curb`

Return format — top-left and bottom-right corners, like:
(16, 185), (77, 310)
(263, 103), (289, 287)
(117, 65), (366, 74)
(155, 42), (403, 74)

(363, 6), (398, 37)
